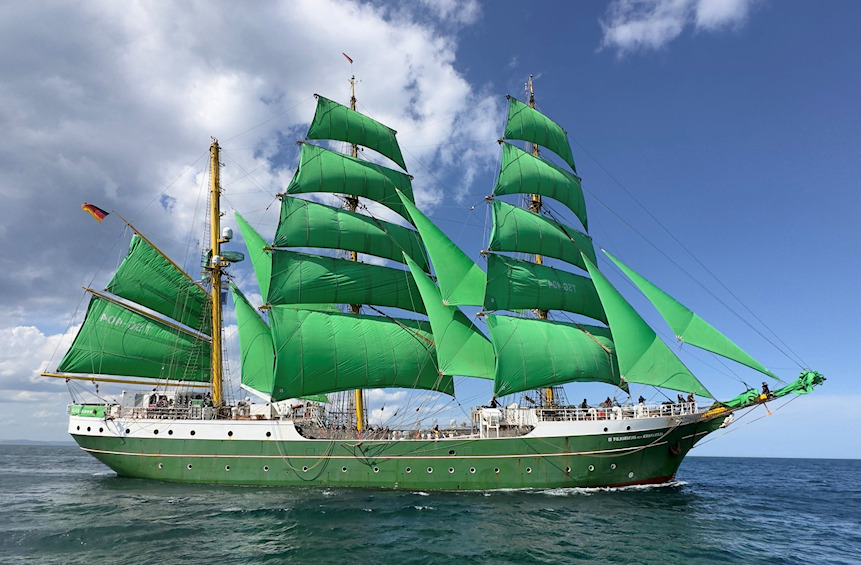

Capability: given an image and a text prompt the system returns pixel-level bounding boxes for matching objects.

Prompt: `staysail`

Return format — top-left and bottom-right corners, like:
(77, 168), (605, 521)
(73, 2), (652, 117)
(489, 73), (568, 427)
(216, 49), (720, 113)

(583, 254), (712, 398)
(604, 251), (778, 380)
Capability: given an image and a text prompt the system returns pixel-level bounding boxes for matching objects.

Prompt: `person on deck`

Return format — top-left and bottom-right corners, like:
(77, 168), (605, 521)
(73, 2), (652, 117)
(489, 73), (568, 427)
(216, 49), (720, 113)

(687, 392), (695, 404)
(762, 382), (771, 397)
(638, 395), (646, 406)
(579, 399), (589, 409)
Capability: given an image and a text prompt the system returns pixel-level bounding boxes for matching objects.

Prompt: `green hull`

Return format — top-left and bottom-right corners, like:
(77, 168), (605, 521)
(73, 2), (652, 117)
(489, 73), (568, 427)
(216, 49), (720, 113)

(70, 415), (726, 490)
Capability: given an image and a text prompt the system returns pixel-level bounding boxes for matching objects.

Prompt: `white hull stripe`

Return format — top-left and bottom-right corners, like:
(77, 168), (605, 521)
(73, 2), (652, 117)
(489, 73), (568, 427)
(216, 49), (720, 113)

(79, 442), (669, 460)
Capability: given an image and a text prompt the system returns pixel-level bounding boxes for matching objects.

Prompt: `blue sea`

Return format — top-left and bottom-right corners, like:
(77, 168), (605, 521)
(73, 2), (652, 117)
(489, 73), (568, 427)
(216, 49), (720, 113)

(0, 445), (857, 564)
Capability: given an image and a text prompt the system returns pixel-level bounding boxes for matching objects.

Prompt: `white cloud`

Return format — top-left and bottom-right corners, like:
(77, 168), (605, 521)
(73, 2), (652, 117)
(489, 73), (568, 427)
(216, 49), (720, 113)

(0, 325), (78, 396)
(0, 1), (505, 433)
(695, 0), (750, 30)
(600, 0), (754, 55)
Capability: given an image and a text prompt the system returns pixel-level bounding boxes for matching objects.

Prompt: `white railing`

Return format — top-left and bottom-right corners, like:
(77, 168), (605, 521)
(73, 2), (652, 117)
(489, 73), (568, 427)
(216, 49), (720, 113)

(536, 402), (700, 422)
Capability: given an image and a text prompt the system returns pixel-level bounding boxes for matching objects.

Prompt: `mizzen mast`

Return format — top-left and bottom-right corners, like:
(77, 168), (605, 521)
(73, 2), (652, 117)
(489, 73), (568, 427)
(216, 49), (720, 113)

(209, 139), (225, 406)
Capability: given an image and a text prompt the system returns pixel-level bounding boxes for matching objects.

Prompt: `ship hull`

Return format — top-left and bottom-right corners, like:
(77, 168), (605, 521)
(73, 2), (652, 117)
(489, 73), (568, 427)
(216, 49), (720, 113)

(69, 410), (727, 489)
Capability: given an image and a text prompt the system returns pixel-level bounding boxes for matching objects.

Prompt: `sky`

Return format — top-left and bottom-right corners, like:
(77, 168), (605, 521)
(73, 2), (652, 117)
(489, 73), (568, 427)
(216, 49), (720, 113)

(0, 0), (858, 458)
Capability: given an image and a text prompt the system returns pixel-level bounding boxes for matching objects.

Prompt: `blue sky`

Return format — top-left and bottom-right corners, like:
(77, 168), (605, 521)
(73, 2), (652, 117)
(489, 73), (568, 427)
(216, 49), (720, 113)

(0, 0), (857, 458)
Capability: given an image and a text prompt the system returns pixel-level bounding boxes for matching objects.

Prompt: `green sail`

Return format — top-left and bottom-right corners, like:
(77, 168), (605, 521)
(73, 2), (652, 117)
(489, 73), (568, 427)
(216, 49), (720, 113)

(582, 255), (712, 398)
(397, 190), (487, 306)
(489, 200), (596, 270)
(57, 295), (211, 382)
(504, 96), (577, 173)
(487, 315), (622, 396)
(267, 250), (426, 314)
(306, 95), (407, 171)
(231, 283), (275, 397)
(105, 234), (210, 334)
(604, 251), (778, 380)
(235, 213), (272, 301)
(284, 143), (414, 221)
(274, 196), (429, 271)
(404, 254), (494, 380)
(268, 307), (452, 400)
(485, 254), (607, 323)
(494, 142), (587, 231)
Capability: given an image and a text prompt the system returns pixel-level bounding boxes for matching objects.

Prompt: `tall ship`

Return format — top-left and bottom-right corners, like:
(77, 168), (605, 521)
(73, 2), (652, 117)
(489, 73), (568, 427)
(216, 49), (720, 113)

(44, 76), (824, 489)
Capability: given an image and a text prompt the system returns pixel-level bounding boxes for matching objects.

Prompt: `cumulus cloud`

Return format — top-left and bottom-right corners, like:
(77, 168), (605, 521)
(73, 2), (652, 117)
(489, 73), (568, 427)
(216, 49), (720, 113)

(0, 0), (503, 405)
(600, 0), (753, 55)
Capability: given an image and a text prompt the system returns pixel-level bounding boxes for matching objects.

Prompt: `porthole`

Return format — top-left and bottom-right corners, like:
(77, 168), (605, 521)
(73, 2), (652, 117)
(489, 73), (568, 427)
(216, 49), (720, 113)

(266, 431), (272, 437)
(628, 472), (634, 478)
(153, 429), (159, 435)
(405, 467), (412, 474)
(603, 427), (608, 432)
(264, 466), (270, 472)
(494, 467), (500, 474)
(611, 463), (617, 470)
(225, 465), (231, 472)
(526, 467), (532, 474)
(190, 430), (196, 436)
(373, 467), (380, 473)
(448, 467), (455, 474)
(626, 426), (631, 431)
(157, 463), (163, 469)
(342, 466), (348, 473)
(99, 427), (103, 433)
(302, 466), (308, 472)
(87, 426), (91, 432)
(588, 465), (595, 472)
(565, 466), (571, 473)
(76, 426), (80, 431)
(187, 464), (193, 470)
(168, 430), (173, 435)
(469, 467), (476, 474)
(427, 467), (433, 474)
(125, 429), (130, 434)
(448, 450), (456, 455)
(228, 431), (233, 437)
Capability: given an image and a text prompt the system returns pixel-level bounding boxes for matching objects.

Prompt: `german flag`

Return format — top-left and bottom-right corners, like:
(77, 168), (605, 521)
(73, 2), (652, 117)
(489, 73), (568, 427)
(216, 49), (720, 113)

(81, 203), (109, 222)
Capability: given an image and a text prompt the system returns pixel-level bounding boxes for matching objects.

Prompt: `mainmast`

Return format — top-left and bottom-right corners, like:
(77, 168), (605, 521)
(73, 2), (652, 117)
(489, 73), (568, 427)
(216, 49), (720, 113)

(209, 140), (224, 406)
(345, 74), (366, 432)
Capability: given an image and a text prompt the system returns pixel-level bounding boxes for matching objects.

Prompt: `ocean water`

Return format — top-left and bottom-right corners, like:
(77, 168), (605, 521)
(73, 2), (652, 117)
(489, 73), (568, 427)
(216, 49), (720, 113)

(0, 445), (857, 564)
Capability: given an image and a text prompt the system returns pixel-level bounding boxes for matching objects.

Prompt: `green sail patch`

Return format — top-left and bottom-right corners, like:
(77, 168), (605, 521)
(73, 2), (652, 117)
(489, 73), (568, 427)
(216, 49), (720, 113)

(605, 251), (778, 380)
(503, 96), (577, 173)
(489, 200), (595, 270)
(397, 190), (487, 306)
(57, 295), (210, 382)
(306, 95), (407, 171)
(404, 254), (494, 380)
(267, 250), (426, 314)
(487, 315), (622, 396)
(485, 254), (607, 323)
(583, 255), (712, 398)
(494, 142), (587, 231)
(235, 213), (272, 301)
(231, 283), (275, 398)
(105, 234), (210, 335)
(284, 143), (414, 221)
(268, 307), (452, 400)
(275, 196), (429, 271)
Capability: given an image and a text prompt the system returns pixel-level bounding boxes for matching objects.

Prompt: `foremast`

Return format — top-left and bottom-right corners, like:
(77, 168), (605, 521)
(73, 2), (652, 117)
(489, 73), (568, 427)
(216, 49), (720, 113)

(209, 140), (225, 406)
(525, 75), (553, 406)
